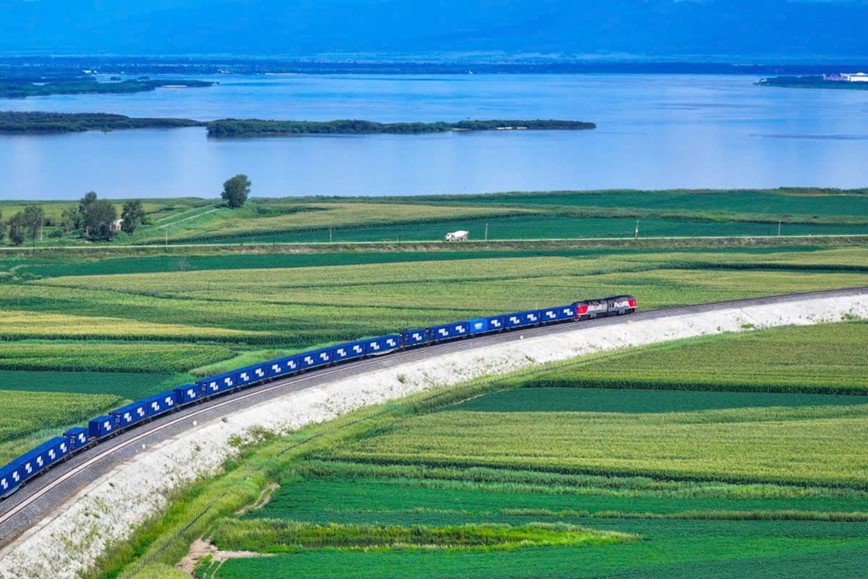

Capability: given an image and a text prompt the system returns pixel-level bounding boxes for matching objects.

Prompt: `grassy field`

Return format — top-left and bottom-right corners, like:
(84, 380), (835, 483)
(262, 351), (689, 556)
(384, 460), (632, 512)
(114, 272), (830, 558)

(0, 188), (865, 247)
(88, 321), (868, 578)
(0, 241), (864, 470)
(0, 189), (864, 576)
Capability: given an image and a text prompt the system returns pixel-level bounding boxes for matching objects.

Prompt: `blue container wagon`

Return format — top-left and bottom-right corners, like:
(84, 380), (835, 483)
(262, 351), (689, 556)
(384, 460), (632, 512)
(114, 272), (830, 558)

(64, 426), (89, 451)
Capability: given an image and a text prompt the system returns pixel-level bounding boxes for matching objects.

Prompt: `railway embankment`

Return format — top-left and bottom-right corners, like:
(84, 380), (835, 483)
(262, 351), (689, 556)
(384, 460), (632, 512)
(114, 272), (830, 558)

(0, 290), (865, 578)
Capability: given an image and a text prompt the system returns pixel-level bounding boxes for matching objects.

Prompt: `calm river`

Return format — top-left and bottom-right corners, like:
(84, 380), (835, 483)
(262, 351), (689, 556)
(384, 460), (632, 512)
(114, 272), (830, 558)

(1, 74), (867, 199)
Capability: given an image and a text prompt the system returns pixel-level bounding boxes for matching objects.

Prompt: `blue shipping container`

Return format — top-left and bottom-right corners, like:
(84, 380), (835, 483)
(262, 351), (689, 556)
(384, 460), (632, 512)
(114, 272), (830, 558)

(64, 426), (89, 451)
(299, 347), (333, 370)
(198, 371), (237, 396)
(486, 315), (505, 331)
(13, 437), (70, 482)
(365, 334), (400, 355)
(270, 356), (300, 378)
(503, 310), (542, 329)
(174, 384), (201, 405)
(0, 463), (23, 498)
(89, 414), (115, 438)
(334, 340), (367, 362)
(143, 391), (177, 417)
(539, 304), (576, 323)
(401, 328), (429, 348)
(111, 400), (149, 428)
(236, 363), (270, 387)
(468, 318), (489, 334)
(429, 320), (471, 341)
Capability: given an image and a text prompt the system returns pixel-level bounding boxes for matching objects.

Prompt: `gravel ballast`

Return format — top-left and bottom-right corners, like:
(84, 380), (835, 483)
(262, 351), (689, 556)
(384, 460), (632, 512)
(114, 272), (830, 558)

(0, 292), (865, 578)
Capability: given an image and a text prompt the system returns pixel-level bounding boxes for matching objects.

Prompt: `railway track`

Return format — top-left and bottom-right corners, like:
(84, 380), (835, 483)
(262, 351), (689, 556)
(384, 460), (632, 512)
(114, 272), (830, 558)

(1, 286), (865, 548)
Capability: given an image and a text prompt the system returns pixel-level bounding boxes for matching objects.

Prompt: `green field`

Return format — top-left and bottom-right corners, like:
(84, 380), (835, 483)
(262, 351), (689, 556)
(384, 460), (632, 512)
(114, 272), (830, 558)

(0, 240), (865, 473)
(0, 188), (865, 247)
(91, 322), (868, 578)
(0, 189), (864, 577)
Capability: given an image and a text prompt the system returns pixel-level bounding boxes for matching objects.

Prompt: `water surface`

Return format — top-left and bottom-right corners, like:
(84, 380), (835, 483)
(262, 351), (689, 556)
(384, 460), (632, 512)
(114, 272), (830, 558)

(1, 74), (866, 199)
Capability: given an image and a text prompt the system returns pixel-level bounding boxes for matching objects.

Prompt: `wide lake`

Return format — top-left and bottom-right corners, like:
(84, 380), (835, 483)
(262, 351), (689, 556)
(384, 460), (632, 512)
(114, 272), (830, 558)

(1, 74), (867, 199)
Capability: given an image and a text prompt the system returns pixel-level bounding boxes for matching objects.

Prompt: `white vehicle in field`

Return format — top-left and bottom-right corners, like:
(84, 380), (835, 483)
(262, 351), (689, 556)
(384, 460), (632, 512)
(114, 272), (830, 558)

(445, 230), (469, 242)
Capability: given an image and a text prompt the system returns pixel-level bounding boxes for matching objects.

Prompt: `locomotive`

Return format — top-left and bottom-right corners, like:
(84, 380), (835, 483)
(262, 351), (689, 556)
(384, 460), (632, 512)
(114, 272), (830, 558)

(0, 295), (636, 500)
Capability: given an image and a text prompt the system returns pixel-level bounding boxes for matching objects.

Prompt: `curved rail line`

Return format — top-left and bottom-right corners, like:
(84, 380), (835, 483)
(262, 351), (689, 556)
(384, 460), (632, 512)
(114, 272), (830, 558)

(1, 287), (865, 544)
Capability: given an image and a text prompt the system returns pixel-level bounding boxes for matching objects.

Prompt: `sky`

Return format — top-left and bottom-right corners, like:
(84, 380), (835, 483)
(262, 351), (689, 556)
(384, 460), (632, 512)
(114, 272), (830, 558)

(0, 0), (866, 61)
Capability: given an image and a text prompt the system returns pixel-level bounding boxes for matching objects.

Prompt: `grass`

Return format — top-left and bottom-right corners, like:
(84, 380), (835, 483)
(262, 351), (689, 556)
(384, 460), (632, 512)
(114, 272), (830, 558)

(0, 390), (123, 464)
(88, 321), (868, 579)
(0, 341), (233, 373)
(0, 370), (183, 399)
(1, 189), (866, 248)
(468, 322), (868, 395)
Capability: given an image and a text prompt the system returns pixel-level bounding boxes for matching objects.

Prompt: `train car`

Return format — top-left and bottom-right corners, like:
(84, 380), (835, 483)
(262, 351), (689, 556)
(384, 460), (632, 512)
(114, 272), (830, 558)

(0, 462), (23, 499)
(333, 339), (367, 363)
(400, 328), (429, 348)
(575, 298), (609, 320)
(142, 390), (178, 418)
(605, 295), (637, 315)
(236, 362), (271, 388)
(299, 347), (334, 371)
(111, 399), (149, 429)
(428, 320), (471, 342)
(269, 356), (300, 378)
(89, 415), (115, 439)
(365, 334), (401, 355)
(13, 437), (70, 484)
(485, 314), (505, 332)
(198, 370), (238, 397)
(64, 426), (89, 451)
(174, 384), (201, 405)
(503, 309), (542, 329)
(540, 304), (577, 324)
(468, 318), (489, 335)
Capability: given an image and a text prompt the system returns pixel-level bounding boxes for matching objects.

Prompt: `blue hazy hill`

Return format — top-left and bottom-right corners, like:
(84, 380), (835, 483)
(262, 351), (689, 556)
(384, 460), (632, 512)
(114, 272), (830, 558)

(1, 0), (866, 61)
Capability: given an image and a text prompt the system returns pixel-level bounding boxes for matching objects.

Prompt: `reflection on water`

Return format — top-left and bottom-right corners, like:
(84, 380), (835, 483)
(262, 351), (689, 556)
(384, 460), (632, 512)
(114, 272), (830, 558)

(1, 74), (866, 199)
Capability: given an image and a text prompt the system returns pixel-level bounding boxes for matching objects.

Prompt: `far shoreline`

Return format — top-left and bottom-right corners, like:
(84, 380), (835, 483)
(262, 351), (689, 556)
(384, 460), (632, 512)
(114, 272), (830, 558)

(0, 113), (596, 137)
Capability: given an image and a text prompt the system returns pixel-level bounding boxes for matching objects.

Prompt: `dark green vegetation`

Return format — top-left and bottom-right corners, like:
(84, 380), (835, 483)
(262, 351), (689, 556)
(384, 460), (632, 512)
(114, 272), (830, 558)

(758, 76), (868, 90)
(205, 119), (595, 138)
(0, 225), (865, 464)
(0, 77), (212, 99)
(0, 189), (865, 247)
(95, 323), (868, 578)
(0, 112), (203, 134)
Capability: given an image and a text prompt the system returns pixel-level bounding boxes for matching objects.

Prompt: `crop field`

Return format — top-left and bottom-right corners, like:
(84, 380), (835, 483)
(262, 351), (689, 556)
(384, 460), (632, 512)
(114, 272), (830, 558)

(0, 242), (864, 475)
(1, 189), (865, 247)
(0, 390), (123, 464)
(137, 321), (868, 578)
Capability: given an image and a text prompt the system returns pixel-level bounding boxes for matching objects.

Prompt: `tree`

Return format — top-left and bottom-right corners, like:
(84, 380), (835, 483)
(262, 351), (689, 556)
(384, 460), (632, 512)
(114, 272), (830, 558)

(79, 191), (98, 216)
(83, 199), (118, 241)
(21, 205), (44, 243)
(7, 212), (26, 246)
(60, 206), (80, 233)
(221, 174), (251, 209)
(121, 199), (146, 235)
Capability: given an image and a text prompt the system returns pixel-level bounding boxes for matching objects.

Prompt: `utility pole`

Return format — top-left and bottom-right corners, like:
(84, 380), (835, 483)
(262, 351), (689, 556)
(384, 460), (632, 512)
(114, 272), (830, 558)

(329, 227), (333, 243)
(634, 219), (639, 240)
(778, 220), (781, 236)
(484, 222), (489, 241)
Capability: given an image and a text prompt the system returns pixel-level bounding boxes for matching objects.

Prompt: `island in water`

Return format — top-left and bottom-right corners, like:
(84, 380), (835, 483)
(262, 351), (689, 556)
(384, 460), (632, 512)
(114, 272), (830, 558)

(0, 113), (596, 136)
(757, 73), (868, 90)
(205, 118), (595, 137)
(0, 77), (214, 99)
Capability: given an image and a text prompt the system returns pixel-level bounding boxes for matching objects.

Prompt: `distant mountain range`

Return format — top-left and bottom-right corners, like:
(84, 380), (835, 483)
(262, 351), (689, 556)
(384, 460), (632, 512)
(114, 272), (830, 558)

(1, 0), (866, 62)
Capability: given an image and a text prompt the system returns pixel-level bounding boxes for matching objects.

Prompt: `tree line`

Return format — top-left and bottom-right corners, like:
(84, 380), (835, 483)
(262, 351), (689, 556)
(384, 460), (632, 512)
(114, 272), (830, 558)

(0, 112), (203, 135)
(206, 119), (596, 138)
(0, 193), (147, 246)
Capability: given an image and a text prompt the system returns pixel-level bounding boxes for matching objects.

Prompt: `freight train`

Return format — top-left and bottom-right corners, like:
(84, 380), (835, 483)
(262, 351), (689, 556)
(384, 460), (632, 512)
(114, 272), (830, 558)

(0, 295), (636, 501)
